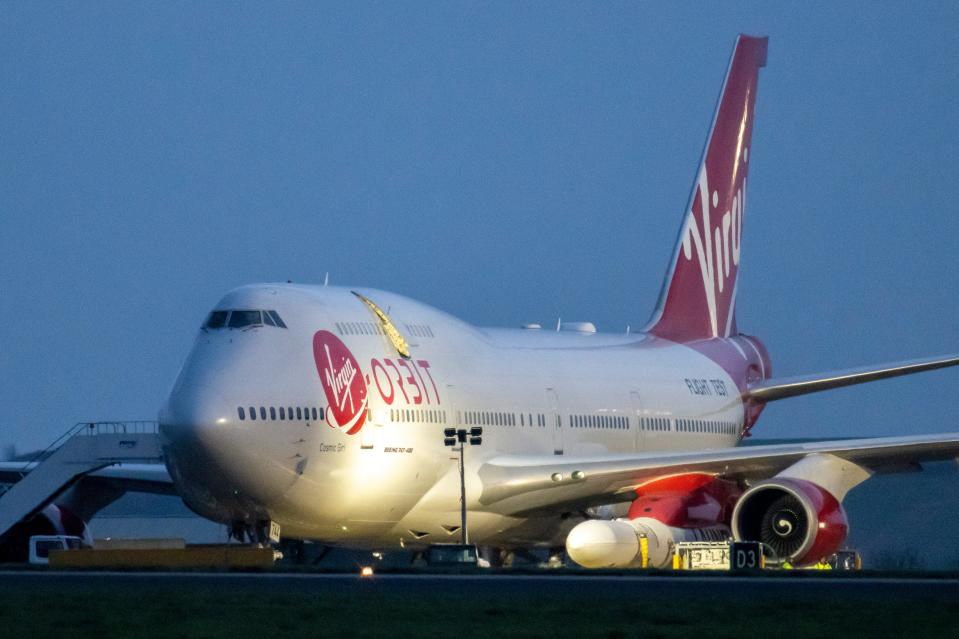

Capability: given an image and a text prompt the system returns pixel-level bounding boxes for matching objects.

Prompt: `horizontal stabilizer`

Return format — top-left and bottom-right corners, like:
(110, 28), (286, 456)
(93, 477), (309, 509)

(746, 353), (959, 403)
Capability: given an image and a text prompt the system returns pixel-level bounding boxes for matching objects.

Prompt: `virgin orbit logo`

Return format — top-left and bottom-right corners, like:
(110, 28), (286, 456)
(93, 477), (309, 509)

(313, 330), (367, 435)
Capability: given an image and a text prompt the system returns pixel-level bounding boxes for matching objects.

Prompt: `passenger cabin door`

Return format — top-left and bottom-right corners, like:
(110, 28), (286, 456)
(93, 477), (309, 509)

(360, 405), (380, 451)
(630, 390), (644, 453)
(546, 388), (563, 455)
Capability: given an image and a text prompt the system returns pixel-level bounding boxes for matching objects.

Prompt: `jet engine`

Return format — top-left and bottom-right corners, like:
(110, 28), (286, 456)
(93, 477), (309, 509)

(731, 478), (847, 565)
(566, 516), (729, 568)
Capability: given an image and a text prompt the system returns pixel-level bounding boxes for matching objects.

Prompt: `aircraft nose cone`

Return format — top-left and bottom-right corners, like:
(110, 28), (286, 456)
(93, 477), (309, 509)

(159, 378), (297, 523)
(159, 382), (232, 449)
(159, 382), (250, 521)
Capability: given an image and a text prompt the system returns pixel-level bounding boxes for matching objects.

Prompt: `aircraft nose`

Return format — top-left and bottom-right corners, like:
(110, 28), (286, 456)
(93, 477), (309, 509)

(159, 377), (297, 522)
(158, 381), (250, 519)
(159, 382), (233, 450)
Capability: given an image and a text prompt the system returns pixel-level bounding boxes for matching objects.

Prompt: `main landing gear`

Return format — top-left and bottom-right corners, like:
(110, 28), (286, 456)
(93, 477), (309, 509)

(229, 519), (280, 546)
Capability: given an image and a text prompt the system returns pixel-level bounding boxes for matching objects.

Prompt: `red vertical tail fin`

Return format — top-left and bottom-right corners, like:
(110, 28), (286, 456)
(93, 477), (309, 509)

(646, 35), (768, 342)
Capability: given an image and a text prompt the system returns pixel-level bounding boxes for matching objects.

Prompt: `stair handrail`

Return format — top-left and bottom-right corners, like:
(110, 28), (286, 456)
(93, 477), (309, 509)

(75, 421), (159, 436)
(11, 420), (159, 479)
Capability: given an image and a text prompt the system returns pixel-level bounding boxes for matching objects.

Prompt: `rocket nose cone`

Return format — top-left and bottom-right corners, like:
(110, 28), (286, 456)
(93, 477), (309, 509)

(565, 519), (640, 569)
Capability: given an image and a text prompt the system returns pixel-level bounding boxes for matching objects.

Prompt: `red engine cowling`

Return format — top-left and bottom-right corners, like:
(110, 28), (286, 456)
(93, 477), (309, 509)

(731, 478), (847, 565)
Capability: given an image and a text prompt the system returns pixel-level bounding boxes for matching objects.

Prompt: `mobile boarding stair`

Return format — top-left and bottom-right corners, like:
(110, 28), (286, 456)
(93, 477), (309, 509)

(0, 421), (163, 540)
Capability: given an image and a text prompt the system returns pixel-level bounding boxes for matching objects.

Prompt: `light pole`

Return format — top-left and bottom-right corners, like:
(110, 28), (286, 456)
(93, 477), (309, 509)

(443, 426), (483, 545)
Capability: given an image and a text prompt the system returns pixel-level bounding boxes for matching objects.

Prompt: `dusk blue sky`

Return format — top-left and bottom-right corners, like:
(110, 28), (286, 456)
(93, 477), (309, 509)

(2, 3), (958, 451)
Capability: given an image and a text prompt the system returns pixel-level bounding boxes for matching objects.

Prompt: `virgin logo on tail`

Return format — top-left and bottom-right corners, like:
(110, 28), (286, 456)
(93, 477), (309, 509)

(646, 35), (766, 343)
(314, 330), (368, 435)
(681, 156), (747, 337)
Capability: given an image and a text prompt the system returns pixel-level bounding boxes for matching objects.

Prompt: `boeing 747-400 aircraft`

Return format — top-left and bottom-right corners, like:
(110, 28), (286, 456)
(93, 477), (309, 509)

(6, 35), (959, 568)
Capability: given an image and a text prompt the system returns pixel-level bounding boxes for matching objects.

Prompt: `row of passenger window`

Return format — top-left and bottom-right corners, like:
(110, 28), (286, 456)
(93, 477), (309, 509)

(642, 417), (670, 432)
(464, 411), (547, 428)
(570, 414), (630, 430)
(638, 417), (737, 435)
(335, 321), (383, 337)
(405, 323), (434, 338)
(238, 405), (323, 422)
(205, 310), (287, 330)
(676, 419), (738, 435)
(233, 400), (738, 437)
(391, 408), (447, 424)
(335, 320), (436, 340)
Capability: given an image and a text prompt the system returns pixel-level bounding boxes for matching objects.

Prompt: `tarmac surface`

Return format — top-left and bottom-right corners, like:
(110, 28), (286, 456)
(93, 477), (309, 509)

(6, 569), (959, 595)
(5, 570), (959, 638)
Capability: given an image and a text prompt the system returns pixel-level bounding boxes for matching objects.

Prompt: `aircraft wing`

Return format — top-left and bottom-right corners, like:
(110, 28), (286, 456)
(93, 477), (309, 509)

(746, 353), (959, 403)
(475, 433), (959, 516)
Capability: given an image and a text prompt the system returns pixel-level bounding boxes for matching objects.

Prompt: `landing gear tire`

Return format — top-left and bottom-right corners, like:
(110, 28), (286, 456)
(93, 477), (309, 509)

(478, 546), (513, 568)
(546, 548), (566, 569)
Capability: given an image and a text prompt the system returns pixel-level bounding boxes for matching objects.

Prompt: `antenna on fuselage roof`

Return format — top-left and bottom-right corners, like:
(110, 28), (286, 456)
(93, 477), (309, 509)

(626, 325), (631, 335)
(323, 272), (329, 286)
(556, 317), (562, 332)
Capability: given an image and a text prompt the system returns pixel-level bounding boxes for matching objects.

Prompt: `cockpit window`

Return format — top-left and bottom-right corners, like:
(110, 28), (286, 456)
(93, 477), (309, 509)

(228, 310), (262, 328)
(203, 309), (285, 330)
(204, 311), (229, 329)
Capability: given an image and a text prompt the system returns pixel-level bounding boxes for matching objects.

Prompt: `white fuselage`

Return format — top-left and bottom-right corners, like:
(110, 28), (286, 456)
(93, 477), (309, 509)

(159, 284), (750, 549)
